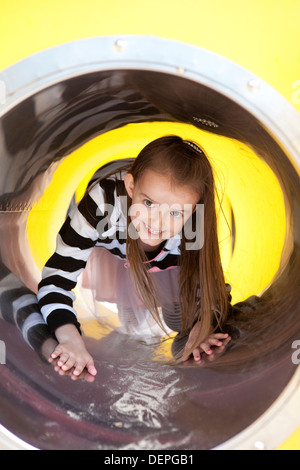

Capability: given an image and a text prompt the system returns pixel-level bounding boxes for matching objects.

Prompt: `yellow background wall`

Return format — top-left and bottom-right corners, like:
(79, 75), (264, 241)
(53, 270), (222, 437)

(0, 0), (299, 114)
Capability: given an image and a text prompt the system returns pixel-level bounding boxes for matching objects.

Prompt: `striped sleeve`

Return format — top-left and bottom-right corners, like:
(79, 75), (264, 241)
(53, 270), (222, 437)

(37, 184), (105, 335)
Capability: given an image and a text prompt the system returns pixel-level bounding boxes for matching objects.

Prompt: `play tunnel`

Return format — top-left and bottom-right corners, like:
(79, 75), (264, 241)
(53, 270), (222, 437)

(0, 1), (300, 450)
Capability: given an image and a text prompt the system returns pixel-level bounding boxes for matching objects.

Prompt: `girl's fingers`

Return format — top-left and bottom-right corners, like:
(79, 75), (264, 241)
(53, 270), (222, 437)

(192, 347), (202, 362)
(49, 345), (63, 360)
(205, 334), (231, 349)
(193, 343), (213, 360)
(87, 362), (98, 376)
(207, 338), (223, 347)
(199, 342), (213, 355)
(71, 361), (97, 380)
(48, 345), (97, 382)
(62, 356), (77, 371)
(192, 334), (232, 362)
(212, 333), (229, 339)
(72, 362), (86, 377)
(56, 353), (68, 366)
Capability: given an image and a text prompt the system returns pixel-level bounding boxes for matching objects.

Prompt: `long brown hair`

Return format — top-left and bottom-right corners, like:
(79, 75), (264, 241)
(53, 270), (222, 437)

(125, 135), (230, 360)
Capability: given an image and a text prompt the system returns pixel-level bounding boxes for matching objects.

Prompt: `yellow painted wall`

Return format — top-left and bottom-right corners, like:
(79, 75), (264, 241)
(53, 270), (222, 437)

(0, 0), (299, 113)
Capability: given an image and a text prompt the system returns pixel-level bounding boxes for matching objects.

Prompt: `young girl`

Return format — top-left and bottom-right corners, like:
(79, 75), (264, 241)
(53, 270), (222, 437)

(37, 135), (232, 380)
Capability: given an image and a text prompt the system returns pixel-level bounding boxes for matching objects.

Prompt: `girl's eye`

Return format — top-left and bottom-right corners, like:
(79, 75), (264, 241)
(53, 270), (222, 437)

(170, 210), (183, 218)
(144, 199), (154, 208)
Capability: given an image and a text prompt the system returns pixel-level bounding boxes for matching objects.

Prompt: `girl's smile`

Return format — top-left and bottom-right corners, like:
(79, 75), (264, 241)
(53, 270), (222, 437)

(144, 223), (163, 236)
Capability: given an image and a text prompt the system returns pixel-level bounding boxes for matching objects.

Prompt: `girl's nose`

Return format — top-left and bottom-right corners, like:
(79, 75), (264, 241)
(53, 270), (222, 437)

(150, 208), (168, 231)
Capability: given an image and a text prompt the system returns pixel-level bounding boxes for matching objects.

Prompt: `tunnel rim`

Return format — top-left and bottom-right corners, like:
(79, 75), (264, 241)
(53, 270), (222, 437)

(0, 35), (299, 175)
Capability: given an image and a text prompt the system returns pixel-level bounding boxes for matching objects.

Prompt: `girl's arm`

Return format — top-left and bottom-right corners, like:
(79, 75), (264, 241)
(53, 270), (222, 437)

(37, 185), (105, 377)
(37, 186), (104, 333)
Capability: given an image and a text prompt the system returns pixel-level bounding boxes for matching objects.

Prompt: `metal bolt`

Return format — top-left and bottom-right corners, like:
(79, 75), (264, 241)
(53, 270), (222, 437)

(114, 39), (127, 52)
(176, 66), (185, 74)
(253, 440), (266, 450)
(247, 78), (260, 91)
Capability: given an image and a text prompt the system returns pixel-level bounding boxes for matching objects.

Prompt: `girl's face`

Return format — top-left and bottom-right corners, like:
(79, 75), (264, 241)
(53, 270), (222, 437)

(124, 169), (199, 250)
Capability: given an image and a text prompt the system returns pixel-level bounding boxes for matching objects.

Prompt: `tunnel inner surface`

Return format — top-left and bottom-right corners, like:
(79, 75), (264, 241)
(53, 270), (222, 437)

(0, 36), (300, 450)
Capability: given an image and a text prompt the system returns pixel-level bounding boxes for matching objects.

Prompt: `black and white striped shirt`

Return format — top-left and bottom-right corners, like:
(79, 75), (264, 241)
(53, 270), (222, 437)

(37, 162), (181, 334)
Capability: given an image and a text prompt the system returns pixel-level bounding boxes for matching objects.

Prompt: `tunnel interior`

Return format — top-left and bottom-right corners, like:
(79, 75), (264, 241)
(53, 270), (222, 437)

(0, 61), (300, 450)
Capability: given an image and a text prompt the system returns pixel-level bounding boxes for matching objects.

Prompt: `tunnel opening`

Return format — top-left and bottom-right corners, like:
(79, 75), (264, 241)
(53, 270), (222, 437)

(0, 37), (299, 450)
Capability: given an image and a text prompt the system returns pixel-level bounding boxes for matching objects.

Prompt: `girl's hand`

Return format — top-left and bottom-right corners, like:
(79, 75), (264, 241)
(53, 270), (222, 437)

(189, 333), (231, 363)
(182, 325), (231, 364)
(50, 324), (97, 381)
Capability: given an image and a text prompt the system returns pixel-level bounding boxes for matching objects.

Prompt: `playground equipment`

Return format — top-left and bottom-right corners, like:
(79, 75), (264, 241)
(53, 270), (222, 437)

(0, 1), (299, 450)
